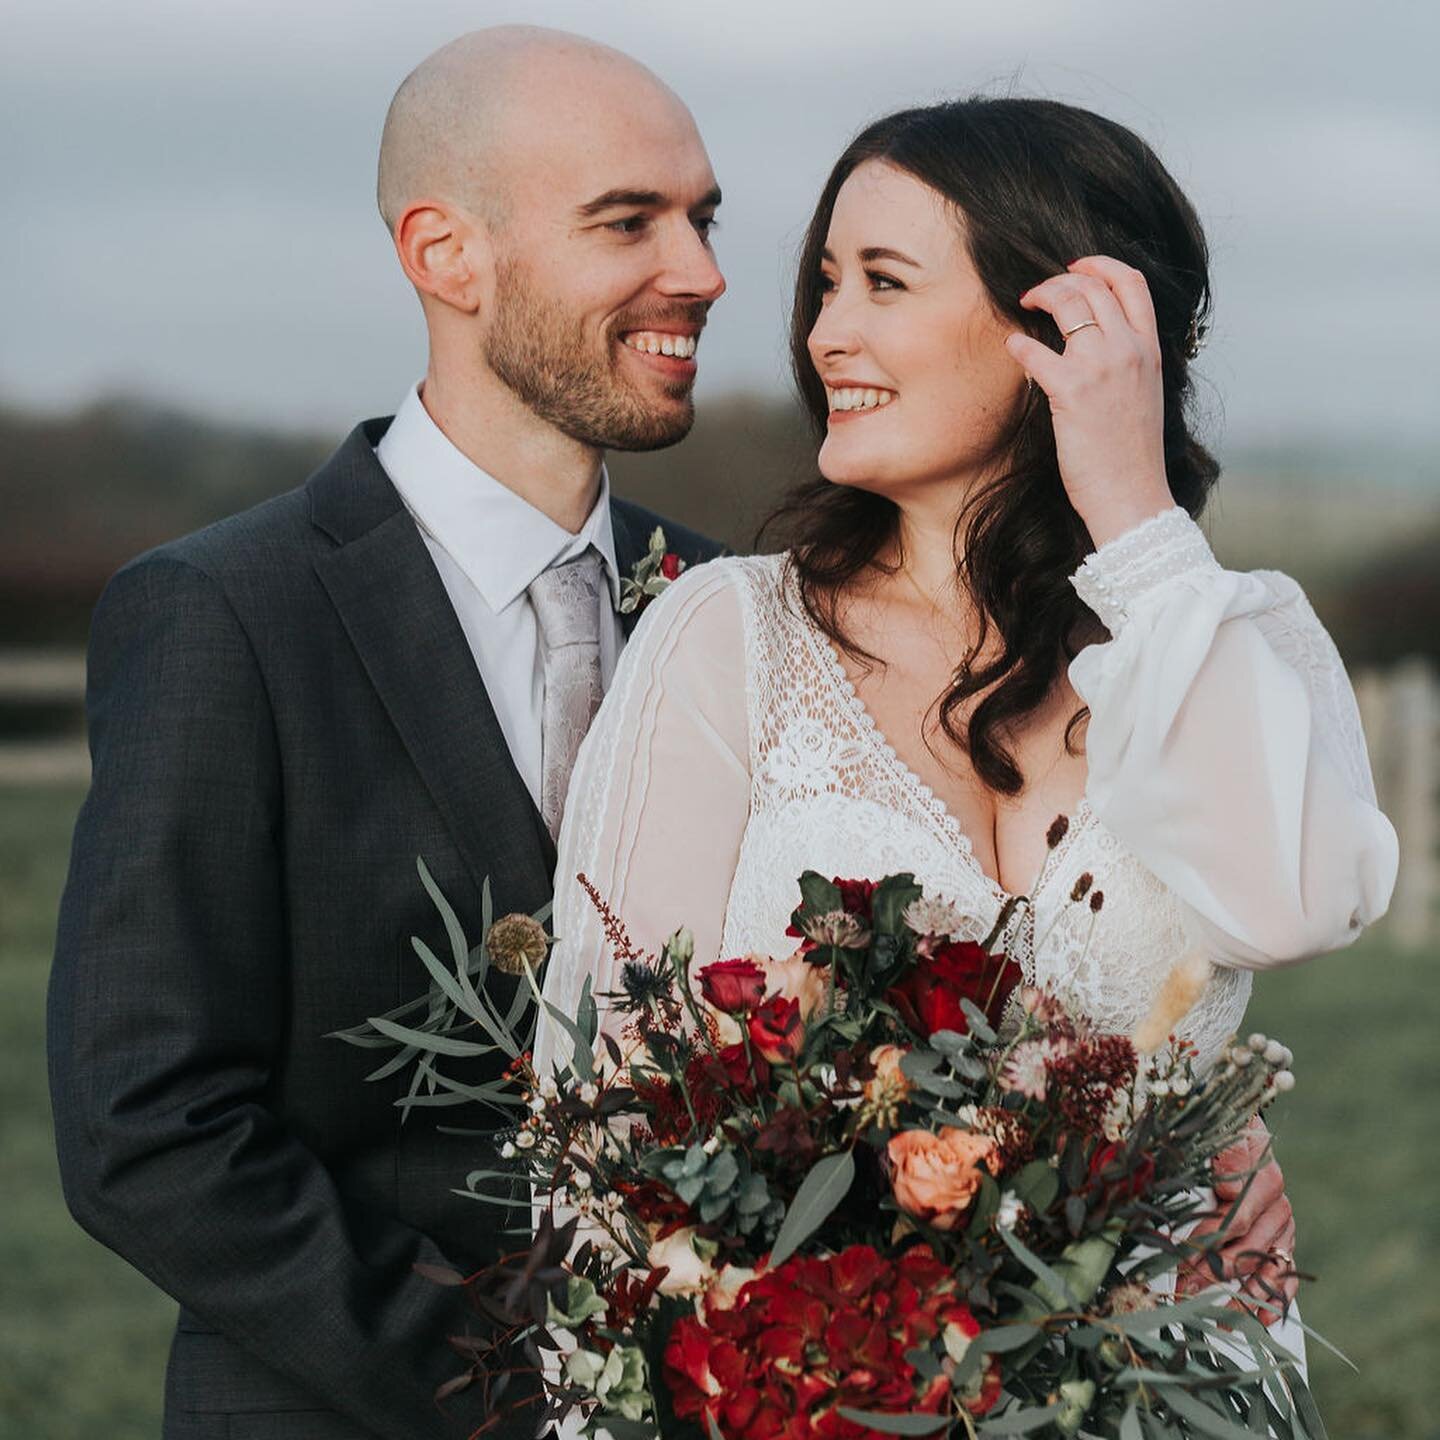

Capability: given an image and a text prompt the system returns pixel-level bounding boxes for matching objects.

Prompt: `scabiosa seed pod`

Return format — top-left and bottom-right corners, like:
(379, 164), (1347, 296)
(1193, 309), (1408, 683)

(486, 913), (549, 974)
(1047, 814), (1070, 848)
(1070, 872), (1094, 902)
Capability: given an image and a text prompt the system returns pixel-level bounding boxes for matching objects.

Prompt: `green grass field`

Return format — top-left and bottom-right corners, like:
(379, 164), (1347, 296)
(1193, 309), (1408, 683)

(2, 785), (1435, 1438)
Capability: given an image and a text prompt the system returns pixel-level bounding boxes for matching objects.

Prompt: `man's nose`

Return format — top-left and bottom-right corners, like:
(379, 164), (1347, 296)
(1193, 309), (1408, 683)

(655, 224), (726, 302)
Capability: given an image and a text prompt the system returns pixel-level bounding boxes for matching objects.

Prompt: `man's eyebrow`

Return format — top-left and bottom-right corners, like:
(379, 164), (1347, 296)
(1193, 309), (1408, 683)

(575, 185), (723, 219)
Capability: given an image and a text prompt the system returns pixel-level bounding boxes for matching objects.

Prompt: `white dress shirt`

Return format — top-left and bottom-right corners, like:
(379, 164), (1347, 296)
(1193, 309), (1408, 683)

(375, 384), (624, 813)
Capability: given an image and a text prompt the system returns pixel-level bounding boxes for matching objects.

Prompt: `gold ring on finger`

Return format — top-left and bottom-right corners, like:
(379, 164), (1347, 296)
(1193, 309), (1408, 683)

(1272, 1248), (1295, 1268)
(1060, 318), (1100, 339)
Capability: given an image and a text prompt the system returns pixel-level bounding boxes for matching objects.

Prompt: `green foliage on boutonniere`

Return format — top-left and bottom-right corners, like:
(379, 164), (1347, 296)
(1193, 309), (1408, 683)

(618, 526), (686, 616)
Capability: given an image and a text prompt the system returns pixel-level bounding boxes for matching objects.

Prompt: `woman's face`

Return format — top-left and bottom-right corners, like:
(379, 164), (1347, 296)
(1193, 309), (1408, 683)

(808, 160), (1027, 500)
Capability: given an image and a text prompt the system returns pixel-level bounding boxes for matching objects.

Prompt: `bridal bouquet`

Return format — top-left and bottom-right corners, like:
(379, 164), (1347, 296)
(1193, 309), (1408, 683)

(337, 864), (1323, 1440)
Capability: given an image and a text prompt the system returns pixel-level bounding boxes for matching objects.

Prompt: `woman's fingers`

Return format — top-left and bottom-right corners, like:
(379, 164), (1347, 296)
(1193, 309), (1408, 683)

(1021, 269), (1130, 340)
(1003, 332), (1065, 393)
(1069, 255), (1159, 341)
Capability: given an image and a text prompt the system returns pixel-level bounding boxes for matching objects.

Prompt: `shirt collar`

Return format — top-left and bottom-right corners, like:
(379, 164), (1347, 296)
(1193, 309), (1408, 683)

(376, 383), (621, 613)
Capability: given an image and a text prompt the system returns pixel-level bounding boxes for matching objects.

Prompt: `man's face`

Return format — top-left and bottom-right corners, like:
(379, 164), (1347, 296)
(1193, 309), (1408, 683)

(481, 80), (726, 451)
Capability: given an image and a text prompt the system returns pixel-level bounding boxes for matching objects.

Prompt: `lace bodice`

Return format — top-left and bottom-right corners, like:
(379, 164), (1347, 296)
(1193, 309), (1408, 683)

(723, 551), (1250, 1069)
(540, 510), (1398, 1081)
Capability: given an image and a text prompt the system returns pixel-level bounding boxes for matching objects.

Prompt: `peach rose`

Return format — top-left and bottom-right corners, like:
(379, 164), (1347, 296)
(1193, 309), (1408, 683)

(647, 1227), (717, 1296)
(887, 1127), (997, 1231)
(708, 949), (828, 1044)
(764, 947), (830, 1020)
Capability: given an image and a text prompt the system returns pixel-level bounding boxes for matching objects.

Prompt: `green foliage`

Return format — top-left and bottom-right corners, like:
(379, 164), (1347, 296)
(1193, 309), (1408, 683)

(328, 857), (552, 1117)
(767, 1148), (856, 1268)
(640, 1141), (779, 1235)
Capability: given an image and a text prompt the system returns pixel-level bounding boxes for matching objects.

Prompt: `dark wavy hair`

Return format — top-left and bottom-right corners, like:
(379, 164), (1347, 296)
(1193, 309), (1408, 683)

(761, 97), (1219, 794)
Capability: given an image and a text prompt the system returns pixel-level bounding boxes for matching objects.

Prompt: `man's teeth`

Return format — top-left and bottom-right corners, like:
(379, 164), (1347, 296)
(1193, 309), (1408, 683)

(623, 332), (698, 359)
(826, 387), (895, 412)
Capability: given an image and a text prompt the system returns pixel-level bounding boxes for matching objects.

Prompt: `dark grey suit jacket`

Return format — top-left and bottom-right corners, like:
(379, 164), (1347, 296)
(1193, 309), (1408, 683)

(48, 419), (723, 1440)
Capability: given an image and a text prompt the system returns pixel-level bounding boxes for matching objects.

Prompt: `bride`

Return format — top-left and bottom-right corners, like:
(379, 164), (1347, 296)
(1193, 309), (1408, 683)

(536, 95), (1397, 1376)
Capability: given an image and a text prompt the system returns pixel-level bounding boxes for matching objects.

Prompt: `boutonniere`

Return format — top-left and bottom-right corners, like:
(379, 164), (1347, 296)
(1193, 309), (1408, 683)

(617, 526), (685, 616)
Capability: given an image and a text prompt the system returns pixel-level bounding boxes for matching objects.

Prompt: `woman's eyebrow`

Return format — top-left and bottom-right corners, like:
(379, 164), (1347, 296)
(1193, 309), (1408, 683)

(819, 245), (922, 267)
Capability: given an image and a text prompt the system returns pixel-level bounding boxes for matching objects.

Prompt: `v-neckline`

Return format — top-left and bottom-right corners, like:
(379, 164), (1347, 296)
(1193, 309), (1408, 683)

(796, 598), (1092, 905)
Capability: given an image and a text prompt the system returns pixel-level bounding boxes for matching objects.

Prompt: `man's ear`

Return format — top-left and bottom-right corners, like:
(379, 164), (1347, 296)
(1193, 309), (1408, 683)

(393, 199), (493, 314)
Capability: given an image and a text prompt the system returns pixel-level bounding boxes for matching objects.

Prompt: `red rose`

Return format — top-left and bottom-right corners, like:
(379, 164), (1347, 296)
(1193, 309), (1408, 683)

(1087, 1142), (1157, 1205)
(699, 956), (768, 1014)
(711, 1040), (769, 1098)
(660, 552), (685, 581)
(886, 940), (1021, 1038)
(747, 994), (803, 1063)
(834, 877), (877, 917)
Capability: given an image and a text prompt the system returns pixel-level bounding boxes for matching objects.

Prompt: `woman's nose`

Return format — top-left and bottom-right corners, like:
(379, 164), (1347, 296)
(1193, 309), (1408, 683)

(808, 304), (860, 364)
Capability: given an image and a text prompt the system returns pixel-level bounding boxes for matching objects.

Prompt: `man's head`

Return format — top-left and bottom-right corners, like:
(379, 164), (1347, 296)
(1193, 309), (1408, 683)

(378, 27), (725, 452)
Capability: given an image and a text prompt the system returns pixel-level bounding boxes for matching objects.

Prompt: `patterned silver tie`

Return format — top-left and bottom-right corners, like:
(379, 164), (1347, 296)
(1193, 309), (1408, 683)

(528, 549), (606, 839)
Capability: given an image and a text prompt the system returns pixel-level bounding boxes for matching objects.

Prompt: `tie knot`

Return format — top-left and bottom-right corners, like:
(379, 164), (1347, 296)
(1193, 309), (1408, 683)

(528, 550), (606, 650)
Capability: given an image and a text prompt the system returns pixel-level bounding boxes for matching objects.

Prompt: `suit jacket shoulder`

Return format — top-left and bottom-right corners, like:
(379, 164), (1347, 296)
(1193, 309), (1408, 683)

(609, 495), (727, 571)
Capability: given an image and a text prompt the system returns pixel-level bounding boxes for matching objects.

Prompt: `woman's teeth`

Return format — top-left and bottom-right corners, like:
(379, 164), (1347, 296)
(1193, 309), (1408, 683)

(826, 387), (895, 412)
(622, 331), (698, 358)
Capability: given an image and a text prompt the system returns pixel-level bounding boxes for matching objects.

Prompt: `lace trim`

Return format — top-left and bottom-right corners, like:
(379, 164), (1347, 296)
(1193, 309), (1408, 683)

(775, 557), (1098, 911)
(1071, 507), (1220, 636)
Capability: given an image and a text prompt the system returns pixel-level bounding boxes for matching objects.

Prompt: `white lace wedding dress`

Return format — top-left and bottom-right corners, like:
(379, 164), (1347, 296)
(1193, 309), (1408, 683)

(537, 507), (1399, 1403)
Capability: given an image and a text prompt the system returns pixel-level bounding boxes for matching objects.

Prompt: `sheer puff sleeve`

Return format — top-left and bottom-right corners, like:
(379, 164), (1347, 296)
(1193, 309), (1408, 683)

(1067, 506), (1399, 970)
(536, 560), (751, 1078)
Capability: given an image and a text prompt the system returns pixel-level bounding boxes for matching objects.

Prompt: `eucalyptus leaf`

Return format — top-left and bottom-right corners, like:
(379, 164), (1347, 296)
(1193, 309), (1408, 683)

(417, 855), (470, 970)
(997, 1223), (1081, 1312)
(974, 1323), (1041, 1353)
(1159, 1387), (1262, 1440)
(834, 1409), (948, 1436)
(959, 998), (997, 1044)
(768, 1149), (856, 1268)
(366, 1015), (492, 1058)
(364, 1043), (421, 1082)
(542, 1000), (595, 1083)
(1010, 1159), (1059, 1214)
(410, 935), (475, 1017)
(978, 1403), (1063, 1434)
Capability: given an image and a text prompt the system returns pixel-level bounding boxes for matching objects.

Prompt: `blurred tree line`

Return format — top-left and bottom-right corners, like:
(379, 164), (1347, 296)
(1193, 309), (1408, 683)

(2, 396), (1436, 667)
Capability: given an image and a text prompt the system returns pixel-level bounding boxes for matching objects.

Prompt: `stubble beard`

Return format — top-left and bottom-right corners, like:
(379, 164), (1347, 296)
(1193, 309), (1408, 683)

(484, 256), (700, 452)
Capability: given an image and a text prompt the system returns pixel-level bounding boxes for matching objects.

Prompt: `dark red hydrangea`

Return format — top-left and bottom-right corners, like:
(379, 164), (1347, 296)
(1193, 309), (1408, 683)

(661, 1244), (1001, 1438)
(885, 941), (1022, 1038)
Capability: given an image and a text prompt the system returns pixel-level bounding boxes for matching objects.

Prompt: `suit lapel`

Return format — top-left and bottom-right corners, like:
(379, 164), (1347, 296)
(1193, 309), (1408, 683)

(609, 499), (649, 641)
(309, 423), (556, 900)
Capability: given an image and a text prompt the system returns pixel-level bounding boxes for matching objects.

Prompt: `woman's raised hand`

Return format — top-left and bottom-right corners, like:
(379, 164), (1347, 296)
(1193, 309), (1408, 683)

(1005, 256), (1176, 548)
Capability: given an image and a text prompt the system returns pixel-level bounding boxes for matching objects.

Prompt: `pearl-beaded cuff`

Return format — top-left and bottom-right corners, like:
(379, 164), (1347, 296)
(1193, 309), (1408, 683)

(1070, 507), (1221, 636)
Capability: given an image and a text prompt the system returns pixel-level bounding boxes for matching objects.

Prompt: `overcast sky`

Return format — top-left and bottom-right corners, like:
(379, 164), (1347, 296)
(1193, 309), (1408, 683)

(3, 0), (1436, 451)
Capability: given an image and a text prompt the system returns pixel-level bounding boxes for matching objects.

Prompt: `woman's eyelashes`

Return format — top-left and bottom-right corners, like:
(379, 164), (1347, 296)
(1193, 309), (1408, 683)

(818, 269), (905, 296)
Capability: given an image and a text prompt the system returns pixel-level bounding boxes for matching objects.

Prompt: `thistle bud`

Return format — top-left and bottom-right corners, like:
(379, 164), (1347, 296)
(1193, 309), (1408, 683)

(486, 913), (549, 975)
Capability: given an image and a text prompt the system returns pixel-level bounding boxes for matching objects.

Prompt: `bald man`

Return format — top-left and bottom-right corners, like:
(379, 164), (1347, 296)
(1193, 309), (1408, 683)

(50, 27), (725, 1440)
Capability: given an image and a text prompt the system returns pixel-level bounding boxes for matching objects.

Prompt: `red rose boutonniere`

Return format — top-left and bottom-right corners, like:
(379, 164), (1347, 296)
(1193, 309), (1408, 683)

(618, 526), (686, 616)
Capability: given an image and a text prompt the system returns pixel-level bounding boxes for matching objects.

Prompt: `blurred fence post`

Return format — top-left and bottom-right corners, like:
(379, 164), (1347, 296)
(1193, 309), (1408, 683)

(1356, 658), (1439, 949)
